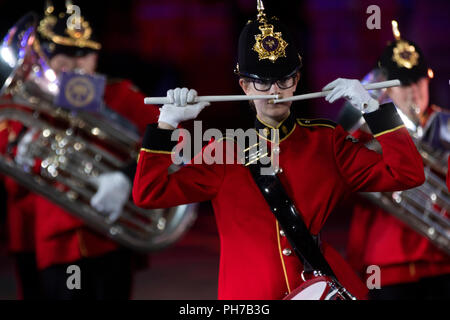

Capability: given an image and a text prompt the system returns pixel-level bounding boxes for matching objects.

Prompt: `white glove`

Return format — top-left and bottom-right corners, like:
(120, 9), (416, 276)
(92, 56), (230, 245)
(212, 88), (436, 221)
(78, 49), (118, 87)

(90, 171), (131, 223)
(15, 128), (37, 169)
(158, 87), (210, 128)
(323, 78), (379, 113)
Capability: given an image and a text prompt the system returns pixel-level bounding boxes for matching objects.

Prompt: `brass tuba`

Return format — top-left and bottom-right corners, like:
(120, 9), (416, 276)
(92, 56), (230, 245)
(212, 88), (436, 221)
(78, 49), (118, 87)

(0, 13), (198, 252)
(338, 69), (450, 255)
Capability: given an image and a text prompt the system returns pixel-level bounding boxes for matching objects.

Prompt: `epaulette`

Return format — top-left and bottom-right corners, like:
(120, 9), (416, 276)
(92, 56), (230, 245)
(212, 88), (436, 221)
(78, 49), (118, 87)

(296, 118), (337, 129)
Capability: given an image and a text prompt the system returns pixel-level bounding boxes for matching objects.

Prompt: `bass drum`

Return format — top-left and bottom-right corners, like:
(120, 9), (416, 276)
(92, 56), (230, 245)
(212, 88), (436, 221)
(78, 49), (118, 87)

(284, 276), (351, 300)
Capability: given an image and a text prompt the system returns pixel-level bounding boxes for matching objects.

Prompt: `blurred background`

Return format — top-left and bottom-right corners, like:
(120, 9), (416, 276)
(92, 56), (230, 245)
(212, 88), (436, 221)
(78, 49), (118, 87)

(0, 0), (449, 299)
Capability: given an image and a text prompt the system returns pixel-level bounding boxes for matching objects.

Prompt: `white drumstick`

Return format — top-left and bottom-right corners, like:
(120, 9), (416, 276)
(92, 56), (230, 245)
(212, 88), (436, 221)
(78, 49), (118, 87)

(144, 94), (279, 105)
(270, 79), (401, 104)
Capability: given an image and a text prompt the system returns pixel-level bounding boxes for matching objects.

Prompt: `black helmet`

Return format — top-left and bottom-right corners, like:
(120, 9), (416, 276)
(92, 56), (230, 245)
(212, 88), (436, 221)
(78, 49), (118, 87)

(234, 1), (302, 82)
(378, 21), (429, 85)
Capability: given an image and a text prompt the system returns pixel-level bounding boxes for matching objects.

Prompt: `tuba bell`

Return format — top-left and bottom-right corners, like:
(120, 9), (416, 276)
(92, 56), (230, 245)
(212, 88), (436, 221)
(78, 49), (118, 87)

(338, 69), (450, 256)
(0, 13), (198, 252)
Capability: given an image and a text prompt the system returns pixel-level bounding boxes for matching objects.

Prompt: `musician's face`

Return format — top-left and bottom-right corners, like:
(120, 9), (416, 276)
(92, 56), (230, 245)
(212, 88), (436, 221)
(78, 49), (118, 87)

(49, 53), (98, 75)
(387, 77), (429, 117)
(239, 73), (299, 123)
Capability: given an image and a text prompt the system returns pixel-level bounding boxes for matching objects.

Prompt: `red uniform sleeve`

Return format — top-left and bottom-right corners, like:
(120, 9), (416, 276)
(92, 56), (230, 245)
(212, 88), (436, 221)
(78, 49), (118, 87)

(132, 124), (226, 209)
(334, 103), (425, 192)
(104, 80), (160, 135)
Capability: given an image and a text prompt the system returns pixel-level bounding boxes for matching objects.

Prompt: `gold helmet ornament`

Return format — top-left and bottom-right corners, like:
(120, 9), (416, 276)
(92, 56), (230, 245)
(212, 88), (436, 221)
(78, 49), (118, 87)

(235, 0), (302, 81)
(378, 20), (429, 85)
(37, 0), (101, 58)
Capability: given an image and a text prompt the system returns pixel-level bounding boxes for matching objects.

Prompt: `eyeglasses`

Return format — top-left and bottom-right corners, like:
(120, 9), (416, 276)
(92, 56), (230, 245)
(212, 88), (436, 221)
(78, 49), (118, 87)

(249, 76), (297, 92)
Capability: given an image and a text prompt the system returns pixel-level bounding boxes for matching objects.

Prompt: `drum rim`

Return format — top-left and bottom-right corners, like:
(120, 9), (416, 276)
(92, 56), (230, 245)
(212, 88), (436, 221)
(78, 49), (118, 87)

(283, 275), (332, 300)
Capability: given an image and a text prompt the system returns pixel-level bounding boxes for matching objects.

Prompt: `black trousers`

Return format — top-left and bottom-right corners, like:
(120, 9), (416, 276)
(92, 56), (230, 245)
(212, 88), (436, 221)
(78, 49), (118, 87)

(369, 274), (450, 300)
(15, 249), (132, 300)
(14, 252), (42, 300)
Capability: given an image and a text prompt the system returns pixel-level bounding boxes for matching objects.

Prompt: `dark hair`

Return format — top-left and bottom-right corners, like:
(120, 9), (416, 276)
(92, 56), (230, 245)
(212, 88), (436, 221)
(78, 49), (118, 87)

(239, 77), (255, 112)
(248, 100), (256, 113)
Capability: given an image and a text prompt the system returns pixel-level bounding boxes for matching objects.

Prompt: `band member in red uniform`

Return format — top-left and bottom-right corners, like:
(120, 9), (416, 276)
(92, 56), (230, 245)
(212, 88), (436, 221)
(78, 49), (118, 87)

(346, 22), (450, 299)
(1, 2), (159, 299)
(0, 125), (40, 299)
(132, 4), (424, 300)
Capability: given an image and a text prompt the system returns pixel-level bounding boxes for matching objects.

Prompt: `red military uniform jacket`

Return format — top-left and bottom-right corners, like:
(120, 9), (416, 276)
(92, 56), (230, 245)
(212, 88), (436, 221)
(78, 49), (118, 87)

(0, 120), (36, 252)
(1, 79), (159, 269)
(133, 103), (424, 299)
(347, 108), (450, 287)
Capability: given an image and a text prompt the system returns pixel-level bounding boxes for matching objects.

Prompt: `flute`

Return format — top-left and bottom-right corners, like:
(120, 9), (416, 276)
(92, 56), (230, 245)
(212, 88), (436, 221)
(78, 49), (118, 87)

(144, 94), (279, 105)
(270, 79), (401, 104)
(143, 79), (401, 105)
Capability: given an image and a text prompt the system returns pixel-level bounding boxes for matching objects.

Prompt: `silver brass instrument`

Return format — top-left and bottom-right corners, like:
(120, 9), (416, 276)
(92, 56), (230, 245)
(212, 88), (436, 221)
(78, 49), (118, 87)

(361, 132), (450, 255)
(339, 69), (450, 255)
(0, 13), (197, 252)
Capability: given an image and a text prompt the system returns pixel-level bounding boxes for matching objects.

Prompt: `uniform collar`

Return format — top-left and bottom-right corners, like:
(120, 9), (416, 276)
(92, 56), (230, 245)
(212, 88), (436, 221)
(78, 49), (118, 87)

(254, 112), (296, 142)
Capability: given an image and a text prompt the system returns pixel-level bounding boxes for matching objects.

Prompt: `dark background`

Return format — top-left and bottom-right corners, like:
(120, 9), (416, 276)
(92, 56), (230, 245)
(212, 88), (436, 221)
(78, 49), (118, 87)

(0, 0), (449, 299)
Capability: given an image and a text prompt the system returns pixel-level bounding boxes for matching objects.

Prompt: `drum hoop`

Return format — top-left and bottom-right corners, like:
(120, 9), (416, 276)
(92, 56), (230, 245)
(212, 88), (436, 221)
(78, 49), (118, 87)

(283, 275), (332, 300)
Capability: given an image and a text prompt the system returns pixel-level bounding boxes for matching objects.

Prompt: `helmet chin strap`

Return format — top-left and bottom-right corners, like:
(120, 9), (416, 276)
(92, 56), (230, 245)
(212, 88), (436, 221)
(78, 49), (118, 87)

(399, 92), (421, 130)
(405, 89), (422, 117)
